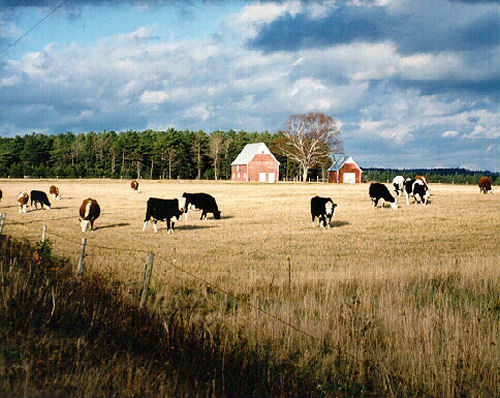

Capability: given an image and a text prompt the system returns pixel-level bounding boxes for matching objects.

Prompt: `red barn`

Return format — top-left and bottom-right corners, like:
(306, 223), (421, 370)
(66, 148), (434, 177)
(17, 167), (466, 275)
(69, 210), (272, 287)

(328, 156), (362, 183)
(231, 143), (280, 183)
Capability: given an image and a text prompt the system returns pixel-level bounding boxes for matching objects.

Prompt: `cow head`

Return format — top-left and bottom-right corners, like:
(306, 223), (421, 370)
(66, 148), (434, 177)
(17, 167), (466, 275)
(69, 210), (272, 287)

(214, 210), (221, 220)
(178, 196), (187, 213)
(79, 218), (91, 232)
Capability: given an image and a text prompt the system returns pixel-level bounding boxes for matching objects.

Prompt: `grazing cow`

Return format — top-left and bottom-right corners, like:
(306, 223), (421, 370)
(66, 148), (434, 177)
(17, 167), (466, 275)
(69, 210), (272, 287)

(79, 198), (101, 232)
(392, 176), (405, 197)
(404, 179), (429, 205)
(49, 185), (61, 200)
(143, 197), (185, 234)
(131, 180), (139, 191)
(311, 196), (337, 228)
(415, 175), (429, 190)
(478, 176), (493, 194)
(17, 192), (29, 213)
(0, 189), (2, 202)
(31, 190), (51, 210)
(369, 183), (398, 209)
(182, 192), (221, 220)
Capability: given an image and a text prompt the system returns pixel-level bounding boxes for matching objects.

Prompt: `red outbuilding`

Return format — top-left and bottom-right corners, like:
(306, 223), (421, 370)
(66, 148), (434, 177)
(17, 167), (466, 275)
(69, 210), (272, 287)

(328, 156), (362, 183)
(231, 142), (280, 183)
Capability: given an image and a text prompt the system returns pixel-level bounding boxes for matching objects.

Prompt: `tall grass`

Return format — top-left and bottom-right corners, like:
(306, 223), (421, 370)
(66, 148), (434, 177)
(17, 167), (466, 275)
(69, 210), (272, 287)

(0, 179), (498, 396)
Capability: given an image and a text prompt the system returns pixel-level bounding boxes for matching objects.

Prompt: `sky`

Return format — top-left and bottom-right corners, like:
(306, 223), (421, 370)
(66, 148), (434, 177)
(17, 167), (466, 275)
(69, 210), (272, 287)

(0, 0), (499, 171)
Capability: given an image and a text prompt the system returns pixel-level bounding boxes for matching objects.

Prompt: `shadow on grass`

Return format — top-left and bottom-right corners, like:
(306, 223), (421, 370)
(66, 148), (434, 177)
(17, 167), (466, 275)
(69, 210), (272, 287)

(94, 223), (130, 230)
(331, 220), (349, 227)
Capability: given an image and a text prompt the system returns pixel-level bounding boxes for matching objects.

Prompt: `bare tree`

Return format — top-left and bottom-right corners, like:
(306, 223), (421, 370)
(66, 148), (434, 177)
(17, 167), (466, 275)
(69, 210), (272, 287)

(278, 112), (343, 182)
(165, 147), (178, 180)
(192, 130), (205, 179)
(208, 131), (226, 180)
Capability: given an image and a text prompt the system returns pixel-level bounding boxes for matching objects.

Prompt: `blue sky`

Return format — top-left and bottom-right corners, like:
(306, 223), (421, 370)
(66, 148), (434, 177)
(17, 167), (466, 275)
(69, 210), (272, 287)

(1, 0), (499, 171)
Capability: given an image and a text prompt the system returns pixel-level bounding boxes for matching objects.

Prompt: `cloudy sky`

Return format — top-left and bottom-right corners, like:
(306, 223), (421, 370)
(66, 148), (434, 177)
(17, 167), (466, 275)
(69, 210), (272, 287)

(1, 0), (499, 171)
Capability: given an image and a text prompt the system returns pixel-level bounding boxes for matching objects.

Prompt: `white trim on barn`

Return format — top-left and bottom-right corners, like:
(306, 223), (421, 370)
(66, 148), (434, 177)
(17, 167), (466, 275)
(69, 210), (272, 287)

(231, 142), (280, 166)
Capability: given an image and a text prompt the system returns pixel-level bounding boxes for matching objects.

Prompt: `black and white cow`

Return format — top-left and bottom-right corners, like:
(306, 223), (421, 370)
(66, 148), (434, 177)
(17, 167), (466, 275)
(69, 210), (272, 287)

(369, 183), (398, 209)
(404, 179), (429, 205)
(182, 192), (221, 220)
(311, 196), (337, 228)
(143, 197), (186, 234)
(30, 190), (51, 210)
(392, 176), (405, 197)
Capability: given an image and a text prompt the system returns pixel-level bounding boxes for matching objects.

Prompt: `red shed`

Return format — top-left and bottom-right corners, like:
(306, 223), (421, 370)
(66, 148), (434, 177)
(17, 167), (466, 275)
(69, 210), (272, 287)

(328, 156), (362, 183)
(231, 142), (280, 183)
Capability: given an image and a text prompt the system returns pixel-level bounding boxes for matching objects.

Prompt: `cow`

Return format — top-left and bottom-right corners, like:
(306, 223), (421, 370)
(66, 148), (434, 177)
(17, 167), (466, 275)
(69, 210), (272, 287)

(479, 176), (493, 194)
(404, 179), (429, 205)
(182, 192), (221, 220)
(17, 192), (29, 213)
(0, 189), (2, 202)
(392, 176), (405, 197)
(143, 197), (186, 234)
(131, 180), (139, 191)
(369, 183), (398, 209)
(311, 196), (337, 228)
(415, 175), (429, 190)
(49, 185), (61, 200)
(79, 198), (101, 232)
(30, 190), (51, 210)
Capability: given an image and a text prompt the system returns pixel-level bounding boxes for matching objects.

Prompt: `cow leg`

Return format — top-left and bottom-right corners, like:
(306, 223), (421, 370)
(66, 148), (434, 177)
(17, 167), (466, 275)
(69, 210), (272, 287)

(153, 221), (158, 233)
(312, 215), (316, 228)
(90, 219), (94, 231)
(405, 192), (410, 205)
(142, 220), (149, 232)
(166, 218), (173, 234)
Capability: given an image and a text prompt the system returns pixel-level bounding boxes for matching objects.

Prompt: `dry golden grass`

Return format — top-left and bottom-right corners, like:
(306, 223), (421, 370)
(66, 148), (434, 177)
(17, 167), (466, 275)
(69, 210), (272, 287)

(1, 179), (499, 396)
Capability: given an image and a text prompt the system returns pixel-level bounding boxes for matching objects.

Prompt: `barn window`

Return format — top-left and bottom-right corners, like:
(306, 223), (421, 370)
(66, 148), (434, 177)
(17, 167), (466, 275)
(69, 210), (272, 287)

(237, 165), (240, 172)
(237, 173), (240, 178)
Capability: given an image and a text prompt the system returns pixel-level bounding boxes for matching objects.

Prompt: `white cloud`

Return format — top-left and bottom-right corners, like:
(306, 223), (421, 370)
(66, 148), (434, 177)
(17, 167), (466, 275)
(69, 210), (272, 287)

(442, 130), (458, 138)
(140, 90), (168, 104)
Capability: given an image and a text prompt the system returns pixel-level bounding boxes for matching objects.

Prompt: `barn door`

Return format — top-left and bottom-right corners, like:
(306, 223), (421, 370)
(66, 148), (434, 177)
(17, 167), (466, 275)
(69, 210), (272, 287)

(259, 172), (266, 182)
(268, 173), (275, 183)
(343, 172), (356, 183)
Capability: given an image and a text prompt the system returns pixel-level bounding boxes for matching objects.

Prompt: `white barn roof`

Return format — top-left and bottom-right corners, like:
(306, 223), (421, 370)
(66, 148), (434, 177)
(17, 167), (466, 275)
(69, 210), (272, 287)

(327, 156), (362, 172)
(231, 142), (280, 165)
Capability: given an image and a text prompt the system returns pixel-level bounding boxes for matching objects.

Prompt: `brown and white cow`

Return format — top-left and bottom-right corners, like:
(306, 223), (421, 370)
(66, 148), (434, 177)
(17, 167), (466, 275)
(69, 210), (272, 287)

(131, 180), (139, 191)
(479, 176), (493, 194)
(17, 192), (29, 213)
(49, 185), (61, 200)
(79, 198), (101, 232)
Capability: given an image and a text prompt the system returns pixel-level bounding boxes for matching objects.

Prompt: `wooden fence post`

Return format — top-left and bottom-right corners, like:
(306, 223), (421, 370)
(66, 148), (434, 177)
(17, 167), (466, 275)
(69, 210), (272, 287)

(41, 225), (47, 242)
(140, 251), (155, 309)
(76, 237), (87, 277)
(0, 212), (6, 235)
(287, 256), (291, 291)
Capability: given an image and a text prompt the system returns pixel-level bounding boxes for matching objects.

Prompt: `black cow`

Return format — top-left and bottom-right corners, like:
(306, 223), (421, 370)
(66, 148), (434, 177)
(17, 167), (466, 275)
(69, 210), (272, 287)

(404, 179), (428, 205)
(182, 192), (221, 220)
(30, 190), (51, 210)
(143, 197), (184, 234)
(311, 196), (337, 228)
(369, 183), (398, 209)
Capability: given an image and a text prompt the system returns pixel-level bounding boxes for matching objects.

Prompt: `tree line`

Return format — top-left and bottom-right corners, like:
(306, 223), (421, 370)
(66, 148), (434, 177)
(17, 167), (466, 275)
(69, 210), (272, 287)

(363, 168), (499, 185)
(0, 128), (317, 180)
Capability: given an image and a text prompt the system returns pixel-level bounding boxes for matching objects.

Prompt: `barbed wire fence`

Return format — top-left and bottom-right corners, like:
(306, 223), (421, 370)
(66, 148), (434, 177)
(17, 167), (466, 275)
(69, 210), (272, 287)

(4, 211), (465, 395)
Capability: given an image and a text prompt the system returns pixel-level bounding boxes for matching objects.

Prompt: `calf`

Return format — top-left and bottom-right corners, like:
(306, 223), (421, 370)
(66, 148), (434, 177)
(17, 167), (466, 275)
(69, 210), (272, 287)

(79, 198), (101, 232)
(49, 185), (61, 200)
(479, 176), (493, 194)
(415, 175), (429, 191)
(182, 192), (221, 220)
(311, 196), (337, 228)
(392, 176), (405, 197)
(18, 192), (29, 213)
(143, 197), (185, 234)
(131, 180), (139, 191)
(31, 190), (51, 210)
(369, 183), (398, 209)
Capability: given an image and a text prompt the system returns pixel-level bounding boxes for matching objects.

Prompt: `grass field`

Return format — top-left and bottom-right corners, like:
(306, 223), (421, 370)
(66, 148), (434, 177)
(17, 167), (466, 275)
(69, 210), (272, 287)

(1, 179), (499, 396)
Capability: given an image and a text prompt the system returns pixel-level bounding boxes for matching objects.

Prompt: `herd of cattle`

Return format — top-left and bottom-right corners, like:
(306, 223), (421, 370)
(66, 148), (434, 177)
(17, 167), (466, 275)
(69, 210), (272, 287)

(1, 175), (494, 232)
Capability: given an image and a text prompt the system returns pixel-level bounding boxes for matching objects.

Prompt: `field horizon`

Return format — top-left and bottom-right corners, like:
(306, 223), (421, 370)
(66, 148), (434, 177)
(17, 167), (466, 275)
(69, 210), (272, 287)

(1, 178), (498, 396)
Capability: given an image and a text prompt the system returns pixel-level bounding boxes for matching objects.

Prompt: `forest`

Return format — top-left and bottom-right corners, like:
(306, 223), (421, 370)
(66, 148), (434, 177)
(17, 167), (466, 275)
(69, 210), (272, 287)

(0, 129), (497, 184)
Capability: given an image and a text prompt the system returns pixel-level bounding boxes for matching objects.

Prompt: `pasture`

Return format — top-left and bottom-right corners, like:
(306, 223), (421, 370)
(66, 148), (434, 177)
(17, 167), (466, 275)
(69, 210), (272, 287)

(1, 179), (499, 396)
